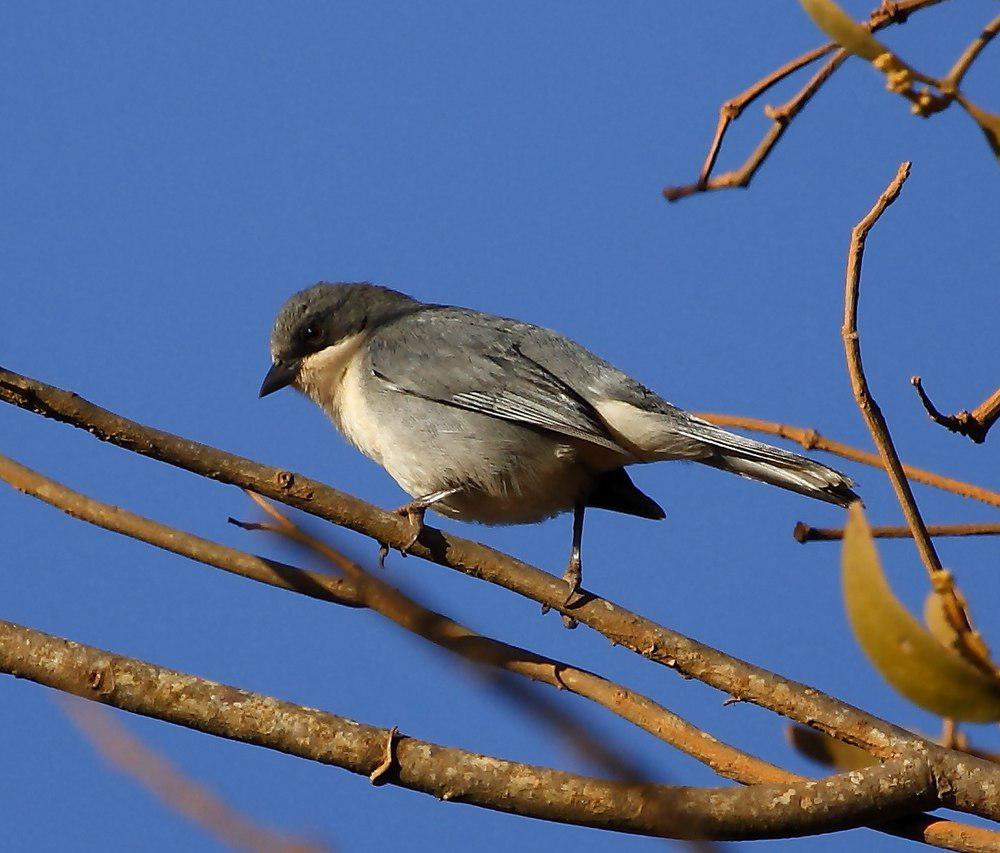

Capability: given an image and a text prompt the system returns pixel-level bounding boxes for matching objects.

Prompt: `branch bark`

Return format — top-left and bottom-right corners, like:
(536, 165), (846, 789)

(3, 367), (1000, 826)
(0, 618), (944, 841)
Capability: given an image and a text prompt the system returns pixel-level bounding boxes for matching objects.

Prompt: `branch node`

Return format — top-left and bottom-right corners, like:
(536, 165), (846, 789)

(87, 661), (116, 697)
(369, 726), (399, 786)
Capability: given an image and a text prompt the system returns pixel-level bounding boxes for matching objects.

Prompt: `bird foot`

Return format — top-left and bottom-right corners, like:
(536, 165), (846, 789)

(541, 557), (583, 629)
(393, 501), (428, 556)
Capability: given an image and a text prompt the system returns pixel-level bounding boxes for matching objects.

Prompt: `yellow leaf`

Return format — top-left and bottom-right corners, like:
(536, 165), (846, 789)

(799, 0), (888, 62)
(786, 725), (874, 771)
(842, 503), (1000, 722)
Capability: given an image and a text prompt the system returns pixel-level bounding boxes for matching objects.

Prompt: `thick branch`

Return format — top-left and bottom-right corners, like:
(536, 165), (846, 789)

(795, 521), (1000, 543)
(912, 378), (1000, 444)
(695, 413), (1000, 508)
(841, 163), (998, 679)
(0, 619), (943, 841)
(3, 367), (1000, 825)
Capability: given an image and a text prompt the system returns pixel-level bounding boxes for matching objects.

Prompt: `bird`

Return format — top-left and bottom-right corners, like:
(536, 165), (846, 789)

(259, 282), (857, 615)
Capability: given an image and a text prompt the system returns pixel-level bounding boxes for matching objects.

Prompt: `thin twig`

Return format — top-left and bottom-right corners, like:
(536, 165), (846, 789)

(912, 378), (1000, 444)
(60, 697), (326, 853)
(0, 453), (364, 608)
(794, 521), (1000, 542)
(945, 12), (1000, 89)
(663, 0), (948, 202)
(696, 413), (1000, 508)
(842, 162), (998, 679)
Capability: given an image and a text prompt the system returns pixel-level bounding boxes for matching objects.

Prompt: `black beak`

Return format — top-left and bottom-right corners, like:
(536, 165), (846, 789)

(258, 359), (299, 398)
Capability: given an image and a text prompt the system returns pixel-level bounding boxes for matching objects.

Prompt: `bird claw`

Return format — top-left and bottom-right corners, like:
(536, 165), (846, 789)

(540, 558), (582, 628)
(394, 502), (427, 556)
(378, 501), (428, 565)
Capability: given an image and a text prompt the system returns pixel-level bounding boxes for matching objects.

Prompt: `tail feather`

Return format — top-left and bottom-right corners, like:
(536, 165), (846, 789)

(592, 399), (858, 506)
(699, 452), (858, 506)
(677, 417), (858, 507)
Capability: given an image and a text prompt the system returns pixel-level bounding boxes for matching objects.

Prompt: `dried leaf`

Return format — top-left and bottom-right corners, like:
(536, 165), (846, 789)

(958, 97), (1000, 160)
(799, 0), (887, 62)
(786, 725), (874, 771)
(842, 503), (1000, 722)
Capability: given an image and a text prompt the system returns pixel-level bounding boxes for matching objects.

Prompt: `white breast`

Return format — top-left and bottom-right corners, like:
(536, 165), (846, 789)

(296, 333), (386, 465)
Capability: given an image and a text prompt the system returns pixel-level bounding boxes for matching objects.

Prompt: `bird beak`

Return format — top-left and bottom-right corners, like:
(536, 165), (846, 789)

(258, 359), (300, 398)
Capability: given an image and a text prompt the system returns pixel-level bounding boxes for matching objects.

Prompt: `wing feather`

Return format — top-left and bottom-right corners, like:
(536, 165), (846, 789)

(368, 309), (627, 454)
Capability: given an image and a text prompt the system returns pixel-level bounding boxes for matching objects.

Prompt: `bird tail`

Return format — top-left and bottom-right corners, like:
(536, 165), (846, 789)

(698, 447), (858, 506)
(594, 401), (858, 506)
(681, 416), (858, 506)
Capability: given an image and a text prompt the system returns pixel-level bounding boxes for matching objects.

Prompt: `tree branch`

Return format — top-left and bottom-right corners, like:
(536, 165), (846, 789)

(695, 413), (1000, 509)
(945, 12), (1000, 89)
(662, 0), (948, 202)
(0, 618), (945, 841)
(0, 450), (761, 788)
(911, 378), (1000, 445)
(3, 453), (990, 849)
(794, 521), (1000, 543)
(3, 367), (1000, 825)
(841, 162), (999, 679)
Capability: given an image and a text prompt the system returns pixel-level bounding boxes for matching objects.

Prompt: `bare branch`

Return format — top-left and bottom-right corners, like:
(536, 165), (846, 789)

(4, 367), (1000, 825)
(697, 412), (1000, 508)
(0, 618), (945, 841)
(841, 162), (998, 679)
(911, 378), (1000, 444)
(0, 452), (363, 608)
(662, 0), (948, 202)
(945, 12), (1000, 89)
(61, 697), (326, 852)
(794, 521), (1000, 543)
(0, 451), (655, 783)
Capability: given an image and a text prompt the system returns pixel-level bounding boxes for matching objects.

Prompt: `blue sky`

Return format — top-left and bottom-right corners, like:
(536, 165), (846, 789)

(2, 2), (998, 850)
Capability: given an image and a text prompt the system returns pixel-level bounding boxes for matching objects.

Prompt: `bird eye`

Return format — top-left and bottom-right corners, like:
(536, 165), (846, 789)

(299, 323), (324, 345)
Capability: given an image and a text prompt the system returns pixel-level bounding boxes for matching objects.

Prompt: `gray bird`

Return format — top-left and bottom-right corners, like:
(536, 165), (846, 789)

(260, 283), (857, 609)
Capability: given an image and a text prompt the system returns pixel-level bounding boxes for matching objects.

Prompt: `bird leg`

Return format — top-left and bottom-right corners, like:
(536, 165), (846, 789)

(543, 502), (586, 629)
(380, 488), (459, 565)
(562, 501), (586, 613)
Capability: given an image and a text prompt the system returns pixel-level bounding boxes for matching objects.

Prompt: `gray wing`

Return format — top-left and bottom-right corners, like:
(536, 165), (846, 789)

(366, 308), (628, 454)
